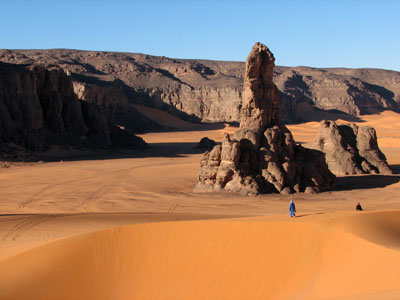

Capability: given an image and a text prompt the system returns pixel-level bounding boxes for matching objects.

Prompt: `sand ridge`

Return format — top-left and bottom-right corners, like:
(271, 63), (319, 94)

(1, 211), (400, 299)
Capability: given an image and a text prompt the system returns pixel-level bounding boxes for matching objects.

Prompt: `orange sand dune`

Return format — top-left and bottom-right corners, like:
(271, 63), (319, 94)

(1, 111), (400, 300)
(1, 211), (400, 300)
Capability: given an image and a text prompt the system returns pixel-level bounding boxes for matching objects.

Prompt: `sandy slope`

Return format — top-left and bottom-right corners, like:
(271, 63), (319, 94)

(1, 211), (400, 300)
(0, 111), (400, 299)
(131, 104), (200, 129)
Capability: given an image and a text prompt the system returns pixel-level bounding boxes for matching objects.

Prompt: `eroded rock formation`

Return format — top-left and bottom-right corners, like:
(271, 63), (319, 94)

(1, 49), (399, 127)
(0, 62), (146, 159)
(313, 120), (393, 175)
(196, 43), (335, 195)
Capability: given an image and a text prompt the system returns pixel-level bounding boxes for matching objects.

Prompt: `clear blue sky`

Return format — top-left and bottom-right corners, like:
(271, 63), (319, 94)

(1, 0), (399, 71)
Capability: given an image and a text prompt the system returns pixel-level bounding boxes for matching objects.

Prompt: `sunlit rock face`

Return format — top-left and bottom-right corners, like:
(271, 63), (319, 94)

(313, 120), (392, 175)
(196, 43), (335, 195)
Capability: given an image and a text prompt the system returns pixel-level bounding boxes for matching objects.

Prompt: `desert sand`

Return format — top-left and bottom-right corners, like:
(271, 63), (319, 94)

(1, 110), (400, 299)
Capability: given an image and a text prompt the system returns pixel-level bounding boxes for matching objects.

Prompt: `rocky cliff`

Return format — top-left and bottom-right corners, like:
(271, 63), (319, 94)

(1, 49), (399, 127)
(274, 67), (400, 119)
(0, 62), (146, 159)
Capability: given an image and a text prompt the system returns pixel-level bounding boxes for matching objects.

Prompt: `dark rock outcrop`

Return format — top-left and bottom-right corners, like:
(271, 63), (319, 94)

(196, 43), (335, 195)
(313, 120), (393, 175)
(197, 137), (217, 150)
(0, 62), (145, 159)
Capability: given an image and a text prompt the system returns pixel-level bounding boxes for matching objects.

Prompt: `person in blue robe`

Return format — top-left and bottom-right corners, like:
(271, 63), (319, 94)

(289, 200), (296, 217)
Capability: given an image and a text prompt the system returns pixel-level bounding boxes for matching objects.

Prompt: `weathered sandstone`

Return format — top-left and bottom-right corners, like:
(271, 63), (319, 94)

(1, 49), (399, 128)
(196, 43), (335, 195)
(313, 120), (392, 175)
(0, 62), (145, 159)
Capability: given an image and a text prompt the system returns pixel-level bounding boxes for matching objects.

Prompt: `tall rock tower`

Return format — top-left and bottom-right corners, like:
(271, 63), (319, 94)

(196, 43), (335, 195)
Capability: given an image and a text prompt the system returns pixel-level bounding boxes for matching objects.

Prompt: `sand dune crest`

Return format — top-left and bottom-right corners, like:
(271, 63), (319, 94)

(1, 211), (400, 300)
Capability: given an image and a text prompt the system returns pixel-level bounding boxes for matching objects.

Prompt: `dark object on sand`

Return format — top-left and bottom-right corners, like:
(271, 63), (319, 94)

(197, 137), (217, 150)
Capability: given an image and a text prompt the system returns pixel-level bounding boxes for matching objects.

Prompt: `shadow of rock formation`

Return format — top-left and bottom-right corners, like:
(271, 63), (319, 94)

(335, 175), (400, 191)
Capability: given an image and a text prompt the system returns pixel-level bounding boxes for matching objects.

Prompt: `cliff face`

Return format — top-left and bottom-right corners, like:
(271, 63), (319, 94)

(0, 62), (145, 159)
(2, 49), (399, 127)
(1, 49), (400, 131)
(0, 50), (245, 125)
(274, 67), (400, 118)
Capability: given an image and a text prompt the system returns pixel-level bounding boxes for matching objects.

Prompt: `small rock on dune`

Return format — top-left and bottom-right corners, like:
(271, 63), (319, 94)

(197, 137), (217, 150)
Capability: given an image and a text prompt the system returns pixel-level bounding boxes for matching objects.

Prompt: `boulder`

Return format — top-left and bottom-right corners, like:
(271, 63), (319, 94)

(313, 120), (392, 175)
(197, 137), (217, 150)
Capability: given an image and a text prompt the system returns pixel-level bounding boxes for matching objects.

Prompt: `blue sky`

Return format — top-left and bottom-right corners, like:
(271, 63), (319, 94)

(1, 0), (399, 71)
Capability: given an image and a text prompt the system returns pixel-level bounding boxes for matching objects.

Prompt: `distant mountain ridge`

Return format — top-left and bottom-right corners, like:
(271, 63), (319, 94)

(1, 49), (399, 124)
(0, 48), (399, 157)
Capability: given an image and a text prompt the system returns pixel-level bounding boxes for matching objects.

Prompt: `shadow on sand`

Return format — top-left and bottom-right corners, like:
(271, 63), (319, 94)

(295, 212), (328, 218)
(335, 174), (400, 191)
(390, 165), (400, 175)
(31, 141), (216, 163)
(295, 107), (365, 123)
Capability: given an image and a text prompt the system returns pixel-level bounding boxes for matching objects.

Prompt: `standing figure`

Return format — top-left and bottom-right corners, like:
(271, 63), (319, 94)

(356, 202), (363, 211)
(289, 200), (296, 217)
